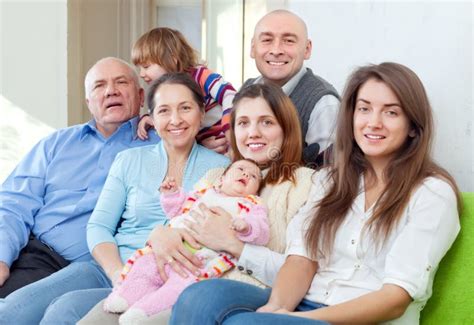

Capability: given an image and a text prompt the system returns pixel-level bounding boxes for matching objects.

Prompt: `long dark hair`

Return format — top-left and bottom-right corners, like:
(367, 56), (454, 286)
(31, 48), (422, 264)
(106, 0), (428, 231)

(230, 83), (303, 185)
(146, 73), (204, 114)
(305, 62), (461, 258)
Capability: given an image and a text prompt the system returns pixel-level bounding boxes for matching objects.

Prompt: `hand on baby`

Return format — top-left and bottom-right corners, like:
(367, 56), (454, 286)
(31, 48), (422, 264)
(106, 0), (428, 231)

(231, 218), (250, 233)
(160, 177), (178, 194)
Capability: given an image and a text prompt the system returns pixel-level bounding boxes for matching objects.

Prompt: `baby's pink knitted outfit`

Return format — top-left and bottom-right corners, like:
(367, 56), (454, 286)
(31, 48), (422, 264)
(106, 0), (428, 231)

(104, 187), (269, 324)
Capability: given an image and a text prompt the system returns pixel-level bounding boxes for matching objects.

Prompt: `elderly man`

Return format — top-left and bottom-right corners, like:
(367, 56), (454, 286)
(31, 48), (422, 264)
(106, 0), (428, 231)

(243, 9), (339, 166)
(0, 57), (159, 298)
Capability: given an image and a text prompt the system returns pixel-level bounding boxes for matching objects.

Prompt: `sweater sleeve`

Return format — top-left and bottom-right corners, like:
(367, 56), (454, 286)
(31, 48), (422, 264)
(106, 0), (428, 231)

(196, 66), (236, 134)
(235, 168), (320, 286)
(0, 136), (51, 266)
(305, 94), (340, 153)
(236, 203), (270, 246)
(160, 188), (186, 219)
(383, 179), (460, 301)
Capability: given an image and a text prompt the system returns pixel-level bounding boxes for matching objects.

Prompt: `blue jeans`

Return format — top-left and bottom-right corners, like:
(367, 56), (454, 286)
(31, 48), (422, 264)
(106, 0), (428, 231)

(170, 279), (329, 325)
(0, 261), (112, 325)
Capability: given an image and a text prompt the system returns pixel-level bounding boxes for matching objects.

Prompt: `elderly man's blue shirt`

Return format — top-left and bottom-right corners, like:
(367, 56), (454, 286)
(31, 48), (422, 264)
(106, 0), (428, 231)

(0, 117), (160, 266)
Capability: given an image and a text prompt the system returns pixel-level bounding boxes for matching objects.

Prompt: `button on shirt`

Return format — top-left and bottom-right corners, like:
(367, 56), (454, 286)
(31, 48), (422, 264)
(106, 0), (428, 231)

(0, 117), (160, 266)
(286, 170), (460, 324)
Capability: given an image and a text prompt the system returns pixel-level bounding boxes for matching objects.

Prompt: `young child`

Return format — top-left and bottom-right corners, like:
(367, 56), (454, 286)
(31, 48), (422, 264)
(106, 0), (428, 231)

(103, 159), (269, 323)
(133, 27), (236, 153)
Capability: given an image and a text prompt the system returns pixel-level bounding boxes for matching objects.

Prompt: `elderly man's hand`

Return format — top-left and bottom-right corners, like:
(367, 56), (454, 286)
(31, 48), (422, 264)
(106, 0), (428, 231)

(0, 262), (10, 286)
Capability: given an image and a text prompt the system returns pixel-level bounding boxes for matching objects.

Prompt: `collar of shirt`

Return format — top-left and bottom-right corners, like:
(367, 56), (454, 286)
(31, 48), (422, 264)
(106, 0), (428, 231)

(79, 116), (140, 142)
(352, 175), (376, 219)
(353, 176), (365, 212)
(253, 66), (307, 96)
(281, 66), (307, 95)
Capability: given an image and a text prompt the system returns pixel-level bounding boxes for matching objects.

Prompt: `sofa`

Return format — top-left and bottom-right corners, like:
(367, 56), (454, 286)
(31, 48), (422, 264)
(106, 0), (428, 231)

(420, 192), (474, 324)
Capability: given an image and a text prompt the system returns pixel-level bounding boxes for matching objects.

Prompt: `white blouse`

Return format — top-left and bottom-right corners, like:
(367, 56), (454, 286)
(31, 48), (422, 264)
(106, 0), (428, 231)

(286, 170), (460, 325)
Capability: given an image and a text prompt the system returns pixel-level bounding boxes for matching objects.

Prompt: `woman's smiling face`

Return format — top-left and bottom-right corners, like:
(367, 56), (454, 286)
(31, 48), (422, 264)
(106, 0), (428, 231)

(152, 83), (203, 153)
(353, 78), (413, 168)
(233, 96), (284, 166)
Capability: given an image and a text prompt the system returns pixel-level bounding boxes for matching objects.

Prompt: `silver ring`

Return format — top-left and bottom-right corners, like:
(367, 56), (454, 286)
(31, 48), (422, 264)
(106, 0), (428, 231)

(167, 257), (174, 264)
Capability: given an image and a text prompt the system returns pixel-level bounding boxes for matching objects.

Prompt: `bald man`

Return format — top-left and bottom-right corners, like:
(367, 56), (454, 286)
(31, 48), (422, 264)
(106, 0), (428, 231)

(0, 57), (159, 297)
(243, 10), (340, 166)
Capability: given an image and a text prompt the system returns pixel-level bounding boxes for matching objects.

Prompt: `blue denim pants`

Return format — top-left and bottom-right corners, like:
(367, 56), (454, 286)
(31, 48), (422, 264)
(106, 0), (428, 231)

(170, 279), (329, 325)
(0, 260), (112, 325)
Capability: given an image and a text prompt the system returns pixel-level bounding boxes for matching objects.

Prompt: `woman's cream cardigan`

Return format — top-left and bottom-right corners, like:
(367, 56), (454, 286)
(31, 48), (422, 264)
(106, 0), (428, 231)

(199, 166), (315, 288)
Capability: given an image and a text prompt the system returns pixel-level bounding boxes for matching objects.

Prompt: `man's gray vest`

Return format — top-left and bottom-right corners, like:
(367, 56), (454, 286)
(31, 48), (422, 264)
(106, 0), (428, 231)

(242, 68), (339, 165)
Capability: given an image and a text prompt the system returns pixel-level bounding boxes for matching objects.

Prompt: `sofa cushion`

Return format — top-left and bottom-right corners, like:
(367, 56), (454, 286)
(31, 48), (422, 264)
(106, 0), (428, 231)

(420, 192), (474, 324)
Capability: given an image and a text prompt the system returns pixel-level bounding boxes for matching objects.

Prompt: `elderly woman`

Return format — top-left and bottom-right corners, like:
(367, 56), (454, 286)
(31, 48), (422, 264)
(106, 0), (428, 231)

(77, 82), (317, 324)
(0, 72), (229, 324)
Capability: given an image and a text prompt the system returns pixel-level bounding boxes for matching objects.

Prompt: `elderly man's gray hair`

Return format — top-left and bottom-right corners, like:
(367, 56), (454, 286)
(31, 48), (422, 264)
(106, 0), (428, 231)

(84, 57), (140, 99)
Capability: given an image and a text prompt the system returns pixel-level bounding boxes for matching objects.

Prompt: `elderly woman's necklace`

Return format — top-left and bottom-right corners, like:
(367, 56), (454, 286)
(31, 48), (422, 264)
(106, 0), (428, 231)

(166, 157), (187, 186)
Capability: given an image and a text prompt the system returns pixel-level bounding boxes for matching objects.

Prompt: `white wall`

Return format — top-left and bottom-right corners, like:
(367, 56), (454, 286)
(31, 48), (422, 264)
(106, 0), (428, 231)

(0, 0), (153, 182)
(155, 0), (202, 53)
(287, 1), (473, 191)
(0, 96), (54, 182)
(205, 0), (244, 86)
(0, 0), (68, 129)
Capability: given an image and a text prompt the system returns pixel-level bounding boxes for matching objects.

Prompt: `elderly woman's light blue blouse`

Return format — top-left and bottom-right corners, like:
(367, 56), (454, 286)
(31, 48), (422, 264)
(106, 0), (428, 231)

(87, 141), (230, 262)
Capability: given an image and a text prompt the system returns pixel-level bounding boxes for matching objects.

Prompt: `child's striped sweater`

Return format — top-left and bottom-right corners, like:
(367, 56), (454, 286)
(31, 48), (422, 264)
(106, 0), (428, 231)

(190, 65), (236, 140)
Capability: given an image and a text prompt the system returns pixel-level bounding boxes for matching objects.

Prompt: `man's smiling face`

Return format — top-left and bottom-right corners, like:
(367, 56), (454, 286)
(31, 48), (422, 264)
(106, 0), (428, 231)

(251, 11), (312, 87)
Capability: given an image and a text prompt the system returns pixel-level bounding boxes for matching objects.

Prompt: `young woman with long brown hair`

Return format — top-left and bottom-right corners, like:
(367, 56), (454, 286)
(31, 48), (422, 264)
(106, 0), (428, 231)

(170, 62), (461, 325)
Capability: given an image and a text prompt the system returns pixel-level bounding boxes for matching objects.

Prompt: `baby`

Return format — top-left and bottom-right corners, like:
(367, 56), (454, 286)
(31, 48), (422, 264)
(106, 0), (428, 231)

(104, 159), (269, 324)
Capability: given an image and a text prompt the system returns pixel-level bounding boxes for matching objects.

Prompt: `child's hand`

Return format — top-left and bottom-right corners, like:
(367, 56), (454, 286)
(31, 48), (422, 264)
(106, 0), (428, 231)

(231, 218), (249, 233)
(137, 114), (155, 140)
(160, 177), (178, 194)
(200, 135), (228, 154)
